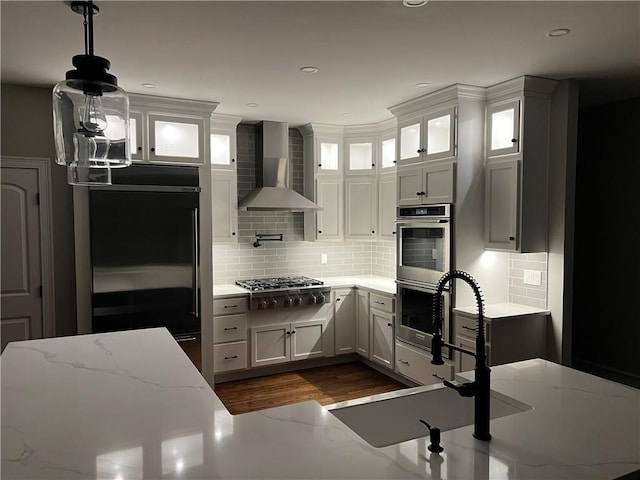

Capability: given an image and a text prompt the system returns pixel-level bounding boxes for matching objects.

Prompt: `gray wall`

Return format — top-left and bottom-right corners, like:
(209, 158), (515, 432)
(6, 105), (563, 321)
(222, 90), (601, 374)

(1, 84), (77, 336)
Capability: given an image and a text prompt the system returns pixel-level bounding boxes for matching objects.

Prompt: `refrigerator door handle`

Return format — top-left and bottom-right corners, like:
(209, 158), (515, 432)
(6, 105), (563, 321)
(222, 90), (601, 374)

(193, 207), (200, 320)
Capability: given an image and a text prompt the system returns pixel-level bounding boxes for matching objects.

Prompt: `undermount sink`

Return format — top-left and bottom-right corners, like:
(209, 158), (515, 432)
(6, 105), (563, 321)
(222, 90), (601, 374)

(326, 385), (532, 448)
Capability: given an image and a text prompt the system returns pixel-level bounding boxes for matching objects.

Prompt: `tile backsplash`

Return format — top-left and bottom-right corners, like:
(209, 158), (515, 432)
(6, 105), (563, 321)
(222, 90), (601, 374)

(212, 124), (396, 285)
(508, 252), (548, 309)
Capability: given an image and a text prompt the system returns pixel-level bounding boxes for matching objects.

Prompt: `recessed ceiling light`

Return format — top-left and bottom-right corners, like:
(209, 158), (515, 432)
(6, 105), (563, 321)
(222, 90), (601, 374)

(300, 66), (319, 74)
(141, 83), (156, 88)
(340, 112), (352, 117)
(546, 28), (570, 38)
(415, 82), (430, 88)
(246, 103), (259, 108)
(403, 0), (428, 7)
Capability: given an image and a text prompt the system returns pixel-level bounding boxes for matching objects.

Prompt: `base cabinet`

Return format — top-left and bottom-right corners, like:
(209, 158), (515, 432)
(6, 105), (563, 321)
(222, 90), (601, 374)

(370, 309), (394, 368)
(213, 296), (249, 373)
(453, 311), (547, 372)
(334, 289), (356, 355)
(250, 320), (327, 367)
(395, 341), (454, 386)
(356, 290), (370, 358)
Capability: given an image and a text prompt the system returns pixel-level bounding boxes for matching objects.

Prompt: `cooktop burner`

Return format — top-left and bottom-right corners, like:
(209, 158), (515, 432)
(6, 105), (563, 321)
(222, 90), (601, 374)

(235, 276), (324, 292)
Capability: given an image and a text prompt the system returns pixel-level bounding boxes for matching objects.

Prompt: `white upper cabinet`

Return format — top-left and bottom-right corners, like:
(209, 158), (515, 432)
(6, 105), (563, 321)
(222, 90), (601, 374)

(378, 174), (397, 240)
(396, 105), (456, 166)
(486, 99), (521, 157)
(128, 94), (218, 166)
(346, 139), (375, 174)
(345, 177), (377, 239)
(484, 76), (558, 253)
(380, 135), (397, 171)
(210, 113), (242, 171)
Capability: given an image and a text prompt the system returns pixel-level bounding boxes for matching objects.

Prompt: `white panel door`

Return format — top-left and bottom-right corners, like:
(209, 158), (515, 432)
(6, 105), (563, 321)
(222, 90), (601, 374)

(355, 290), (370, 358)
(345, 178), (376, 239)
(316, 177), (342, 240)
(1, 167), (43, 351)
(334, 289), (356, 355)
(370, 309), (394, 369)
(397, 166), (424, 206)
(211, 172), (237, 243)
(378, 174), (397, 240)
(423, 161), (455, 204)
(251, 324), (290, 367)
(485, 159), (520, 251)
(291, 320), (326, 361)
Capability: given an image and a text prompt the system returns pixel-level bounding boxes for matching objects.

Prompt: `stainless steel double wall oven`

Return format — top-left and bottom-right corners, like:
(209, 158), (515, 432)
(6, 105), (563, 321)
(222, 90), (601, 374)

(395, 204), (453, 356)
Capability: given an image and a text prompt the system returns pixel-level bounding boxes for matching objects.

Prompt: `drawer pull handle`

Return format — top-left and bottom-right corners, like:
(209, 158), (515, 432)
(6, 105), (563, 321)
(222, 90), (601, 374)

(224, 355), (238, 360)
(224, 327), (238, 331)
(462, 325), (477, 332)
(399, 359), (410, 365)
(432, 373), (445, 380)
(387, 322), (392, 327)
(224, 305), (238, 309)
(375, 301), (385, 305)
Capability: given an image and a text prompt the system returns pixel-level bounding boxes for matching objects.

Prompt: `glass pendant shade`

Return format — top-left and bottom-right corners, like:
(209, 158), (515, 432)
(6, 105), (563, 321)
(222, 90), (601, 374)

(53, 77), (130, 169)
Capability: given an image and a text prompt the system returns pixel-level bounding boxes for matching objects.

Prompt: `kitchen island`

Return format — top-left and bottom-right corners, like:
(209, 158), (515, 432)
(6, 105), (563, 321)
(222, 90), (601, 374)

(1, 328), (638, 479)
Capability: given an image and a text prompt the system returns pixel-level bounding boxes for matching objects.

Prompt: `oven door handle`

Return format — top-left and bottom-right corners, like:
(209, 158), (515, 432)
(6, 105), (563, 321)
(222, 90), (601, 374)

(396, 280), (448, 293)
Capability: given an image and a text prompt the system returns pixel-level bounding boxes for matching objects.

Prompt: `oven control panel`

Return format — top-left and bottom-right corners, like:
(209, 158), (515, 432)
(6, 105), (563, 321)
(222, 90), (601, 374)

(249, 287), (331, 310)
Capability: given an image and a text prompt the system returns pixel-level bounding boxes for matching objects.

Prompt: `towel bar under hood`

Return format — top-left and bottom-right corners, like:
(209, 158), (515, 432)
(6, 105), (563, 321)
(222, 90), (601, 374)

(238, 121), (322, 212)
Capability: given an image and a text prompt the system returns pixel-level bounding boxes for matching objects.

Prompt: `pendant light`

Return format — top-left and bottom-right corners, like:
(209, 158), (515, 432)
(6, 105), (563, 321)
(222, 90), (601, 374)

(52, 1), (130, 186)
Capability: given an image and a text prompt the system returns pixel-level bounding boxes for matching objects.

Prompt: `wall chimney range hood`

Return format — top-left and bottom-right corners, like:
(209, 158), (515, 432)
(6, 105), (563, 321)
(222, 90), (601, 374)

(238, 121), (322, 212)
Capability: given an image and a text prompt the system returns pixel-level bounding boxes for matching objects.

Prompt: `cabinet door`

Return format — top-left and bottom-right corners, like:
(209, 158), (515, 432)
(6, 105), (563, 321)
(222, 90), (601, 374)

(456, 335), (476, 374)
(356, 290), (370, 358)
(291, 320), (327, 361)
(370, 309), (394, 369)
(129, 111), (145, 162)
(397, 166), (424, 206)
(334, 289), (356, 355)
(397, 117), (423, 166)
(210, 132), (234, 169)
(378, 174), (397, 240)
(346, 140), (375, 174)
(250, 324), (290, 367)
(148, 114), (205, 164)
(484, 159), (519, 251)
(379, 135), (397, 173)
(487, 99), (520, 157)
(316, 177), (343, 240)
(211, 172), (237, 243)
(424, 106), (456, 161)
(345, 177), (376, 239)
(317, 137), (342, 175)
(423, 161), (455, 204)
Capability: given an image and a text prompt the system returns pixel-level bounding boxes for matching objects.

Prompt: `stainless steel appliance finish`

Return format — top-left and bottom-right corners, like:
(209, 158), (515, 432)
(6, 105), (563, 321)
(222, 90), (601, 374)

(235, 276), (330, 310)
(396, 204), (451, 286)
(396, 280), (452, 357)
(238, 121), (322, 212)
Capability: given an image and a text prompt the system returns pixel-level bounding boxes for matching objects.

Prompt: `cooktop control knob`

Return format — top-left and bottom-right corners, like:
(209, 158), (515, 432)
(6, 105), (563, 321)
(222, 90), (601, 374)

(284, 298), (293, 307)
(317, 293), (326, 304)
(294, 297), (302, 306)
(269, 298), (278, 308)
(310, 295), (317, 305)
(258, 300), (267, 310)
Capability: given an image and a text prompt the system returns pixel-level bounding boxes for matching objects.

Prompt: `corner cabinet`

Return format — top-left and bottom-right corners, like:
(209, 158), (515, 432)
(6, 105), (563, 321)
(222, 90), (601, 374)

(128, 94), (218, 165)
(334, 288), (356, 355)
(484, 76), (558, 252)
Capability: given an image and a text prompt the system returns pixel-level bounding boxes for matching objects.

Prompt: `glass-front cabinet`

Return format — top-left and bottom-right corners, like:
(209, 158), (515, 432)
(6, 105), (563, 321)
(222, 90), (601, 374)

(486, 99), (520, 157)
(397, 106), (456, 166)
(129, 111), (144, 161)
(318, 138), (341, 174)
(346, 138), (375, 175)
(148, 114), (205, 164)
(380, 135), (397, 172)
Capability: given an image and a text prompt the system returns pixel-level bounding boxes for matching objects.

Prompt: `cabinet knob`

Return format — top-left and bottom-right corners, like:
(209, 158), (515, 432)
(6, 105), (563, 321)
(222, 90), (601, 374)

(231, 158), (235, 163)
(392, 231), (396, 235)
(318, 230), (322, 234)
(318, 163), (322, 168)
(137, 146), (142, 151)
(232, 232), (236, 236)
(336, 298), (341, 302)
(387, 322), (392, 327)
(371, 230), (375, 234)
(372, 163), (375, 167)
(511, 138), (517, 143)
(509, 236), (515, 241)
(393, 160), (397, 164)
(416, 192), (422, 196)
(150, 147), (155, 152)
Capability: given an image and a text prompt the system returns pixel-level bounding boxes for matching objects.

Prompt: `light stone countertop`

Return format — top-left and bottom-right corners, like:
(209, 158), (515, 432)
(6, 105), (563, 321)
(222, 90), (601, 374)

(454, 302), (550, 319)
(1, 327), (638, 479)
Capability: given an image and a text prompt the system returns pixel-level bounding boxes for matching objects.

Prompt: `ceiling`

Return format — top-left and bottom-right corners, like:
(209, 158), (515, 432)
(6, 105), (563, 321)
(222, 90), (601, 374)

(1, 1), (639, 127)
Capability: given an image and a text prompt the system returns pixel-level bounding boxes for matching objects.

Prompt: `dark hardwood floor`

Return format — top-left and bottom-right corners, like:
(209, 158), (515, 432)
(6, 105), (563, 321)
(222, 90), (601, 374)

(214, 362), (407, 415)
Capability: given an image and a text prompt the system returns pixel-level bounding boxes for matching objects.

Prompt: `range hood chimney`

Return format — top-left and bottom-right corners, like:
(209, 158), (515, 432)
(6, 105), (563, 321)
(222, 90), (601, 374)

(238, 121), (321, 212)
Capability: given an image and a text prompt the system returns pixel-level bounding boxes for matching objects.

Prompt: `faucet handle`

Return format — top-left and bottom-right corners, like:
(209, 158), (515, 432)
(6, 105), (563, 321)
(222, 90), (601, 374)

(443, 379), (477, 397)
(430, 334), (445, 365)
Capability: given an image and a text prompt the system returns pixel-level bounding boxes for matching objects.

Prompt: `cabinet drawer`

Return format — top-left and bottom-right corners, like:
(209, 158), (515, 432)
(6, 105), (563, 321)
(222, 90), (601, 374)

(214, 313), (247, 343)
(395, 341), (454, 386)
(456, 313), (491, 340)
(214, 341), (247, 373)
(369, 293), (394, 314)
(214, 296), (248, 315)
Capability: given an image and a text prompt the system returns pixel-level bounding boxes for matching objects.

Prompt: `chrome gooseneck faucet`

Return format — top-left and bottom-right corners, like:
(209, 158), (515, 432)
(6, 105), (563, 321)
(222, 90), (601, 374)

(431, 270), (492, 441)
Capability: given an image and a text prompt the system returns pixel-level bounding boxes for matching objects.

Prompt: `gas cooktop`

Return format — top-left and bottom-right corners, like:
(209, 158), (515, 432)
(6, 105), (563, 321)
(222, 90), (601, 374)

(235, 276), (324, 292)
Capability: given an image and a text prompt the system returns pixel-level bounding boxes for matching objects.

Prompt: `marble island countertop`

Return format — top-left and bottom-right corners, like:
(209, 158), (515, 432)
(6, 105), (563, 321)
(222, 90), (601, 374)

(2, 328), (638, 479)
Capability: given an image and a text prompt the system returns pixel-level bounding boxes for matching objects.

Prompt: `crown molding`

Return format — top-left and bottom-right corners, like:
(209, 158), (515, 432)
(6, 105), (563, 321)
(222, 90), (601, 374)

(129, 93), (219, 116)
